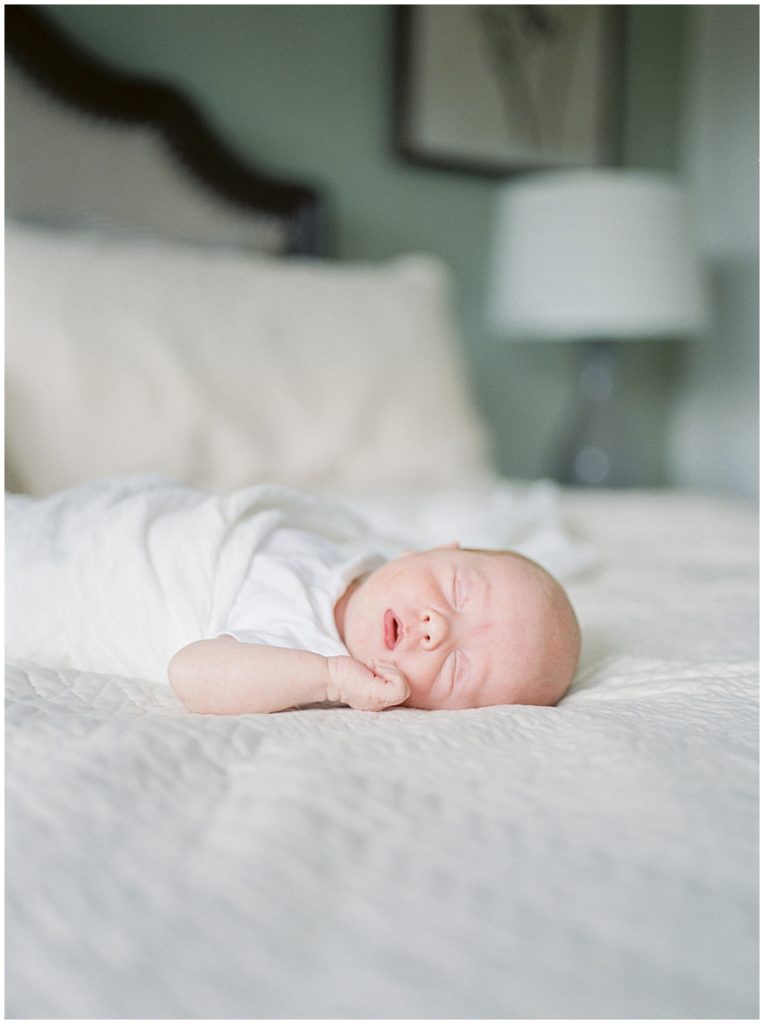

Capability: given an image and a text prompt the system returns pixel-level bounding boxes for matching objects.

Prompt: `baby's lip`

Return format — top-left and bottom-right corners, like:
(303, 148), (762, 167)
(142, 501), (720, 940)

(383, 609), (402, 651)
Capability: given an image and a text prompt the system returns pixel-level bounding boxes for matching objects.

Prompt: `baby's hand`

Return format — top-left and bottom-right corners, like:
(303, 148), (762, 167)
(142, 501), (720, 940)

(326, 656), (410, 711)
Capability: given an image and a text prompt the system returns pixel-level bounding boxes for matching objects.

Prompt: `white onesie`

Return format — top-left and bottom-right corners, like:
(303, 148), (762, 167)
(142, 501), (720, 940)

(221, 523), (385, 657)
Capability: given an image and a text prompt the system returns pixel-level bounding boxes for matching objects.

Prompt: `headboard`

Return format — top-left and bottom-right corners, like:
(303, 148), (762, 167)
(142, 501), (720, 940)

(5, 6), (494, 497)
(5, 5), (325, 255)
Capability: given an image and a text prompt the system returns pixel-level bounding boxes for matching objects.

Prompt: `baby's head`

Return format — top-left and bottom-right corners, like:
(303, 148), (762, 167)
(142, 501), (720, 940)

(334, 545), (580, 710)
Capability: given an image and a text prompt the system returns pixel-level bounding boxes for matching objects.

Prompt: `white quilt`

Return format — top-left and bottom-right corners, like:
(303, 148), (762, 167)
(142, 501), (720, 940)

(5, 484), (758, 1019)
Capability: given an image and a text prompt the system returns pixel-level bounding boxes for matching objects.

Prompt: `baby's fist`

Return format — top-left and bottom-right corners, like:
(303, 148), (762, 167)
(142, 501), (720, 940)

(326, 656), (409, 712)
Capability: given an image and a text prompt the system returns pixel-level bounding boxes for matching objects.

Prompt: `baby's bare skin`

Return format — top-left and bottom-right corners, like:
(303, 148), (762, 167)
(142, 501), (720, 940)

(335, 545), (580, 709)
(169, 546), (580, 714)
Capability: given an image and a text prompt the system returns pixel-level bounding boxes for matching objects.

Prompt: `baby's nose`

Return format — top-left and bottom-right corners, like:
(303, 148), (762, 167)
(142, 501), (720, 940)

(420, 609), (447, 649)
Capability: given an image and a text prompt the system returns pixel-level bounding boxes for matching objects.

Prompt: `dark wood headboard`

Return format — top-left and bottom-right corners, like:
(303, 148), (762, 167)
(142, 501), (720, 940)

(5, 5), (326, 255)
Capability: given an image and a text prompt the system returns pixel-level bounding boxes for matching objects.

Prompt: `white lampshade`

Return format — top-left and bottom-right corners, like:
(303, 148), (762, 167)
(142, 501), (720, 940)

(489, 169), (709, 341)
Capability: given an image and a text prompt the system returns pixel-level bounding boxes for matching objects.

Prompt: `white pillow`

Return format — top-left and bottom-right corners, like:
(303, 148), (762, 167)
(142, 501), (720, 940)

(5, 222), (494, 495)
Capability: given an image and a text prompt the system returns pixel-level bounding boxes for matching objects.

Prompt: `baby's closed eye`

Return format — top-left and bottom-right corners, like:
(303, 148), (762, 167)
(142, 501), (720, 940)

(452, 571), (468, 611)
(453, 649), (470, 687)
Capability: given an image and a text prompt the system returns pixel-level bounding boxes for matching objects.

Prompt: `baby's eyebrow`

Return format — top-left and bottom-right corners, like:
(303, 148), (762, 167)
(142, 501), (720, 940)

(476, 648), (492, 692)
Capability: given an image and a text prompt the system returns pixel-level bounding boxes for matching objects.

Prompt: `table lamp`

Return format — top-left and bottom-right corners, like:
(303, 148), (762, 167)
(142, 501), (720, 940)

(489, 169), (708, 486)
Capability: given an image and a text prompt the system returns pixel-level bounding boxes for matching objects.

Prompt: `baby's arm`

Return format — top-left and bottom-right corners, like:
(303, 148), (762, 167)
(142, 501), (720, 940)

(168, 636), (409, 714)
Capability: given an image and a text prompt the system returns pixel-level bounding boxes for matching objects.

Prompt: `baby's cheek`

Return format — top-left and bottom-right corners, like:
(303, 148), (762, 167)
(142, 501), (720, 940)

(344, 618), (374, 662)
(399, 665), (442, 710)
(394, 659), (420, 702)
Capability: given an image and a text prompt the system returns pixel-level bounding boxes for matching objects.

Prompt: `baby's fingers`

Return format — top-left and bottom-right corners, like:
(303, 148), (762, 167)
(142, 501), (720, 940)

(371, 662), (410, 707)
(367, 676), (408, 710)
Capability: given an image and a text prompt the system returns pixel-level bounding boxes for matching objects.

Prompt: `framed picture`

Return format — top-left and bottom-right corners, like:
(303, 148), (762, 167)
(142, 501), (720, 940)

(393, 5), (626, 177)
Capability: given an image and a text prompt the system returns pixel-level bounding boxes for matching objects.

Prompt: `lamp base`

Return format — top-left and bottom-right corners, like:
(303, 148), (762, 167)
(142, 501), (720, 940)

(555, 341), (636, 487)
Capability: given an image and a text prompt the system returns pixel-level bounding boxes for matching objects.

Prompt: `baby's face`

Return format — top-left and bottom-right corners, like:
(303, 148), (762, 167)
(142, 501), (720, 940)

(334, 546), (579, 710)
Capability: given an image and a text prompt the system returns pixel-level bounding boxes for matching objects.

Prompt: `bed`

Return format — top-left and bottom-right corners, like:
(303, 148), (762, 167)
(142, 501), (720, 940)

(5, 8), (758, 1019)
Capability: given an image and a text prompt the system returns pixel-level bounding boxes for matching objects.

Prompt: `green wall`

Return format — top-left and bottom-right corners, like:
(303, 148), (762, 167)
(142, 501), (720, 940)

(43, 4), (689, 483)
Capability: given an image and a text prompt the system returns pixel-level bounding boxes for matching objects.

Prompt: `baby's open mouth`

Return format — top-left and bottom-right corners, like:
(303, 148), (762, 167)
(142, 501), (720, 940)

(383, 609), (402, 650)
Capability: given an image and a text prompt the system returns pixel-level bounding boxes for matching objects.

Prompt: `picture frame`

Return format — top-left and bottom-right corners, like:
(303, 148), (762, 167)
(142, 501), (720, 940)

(393, 5), (626, 178)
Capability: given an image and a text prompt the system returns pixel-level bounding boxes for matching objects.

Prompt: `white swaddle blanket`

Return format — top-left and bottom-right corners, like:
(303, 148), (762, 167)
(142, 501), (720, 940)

(5, 477), (389, 684)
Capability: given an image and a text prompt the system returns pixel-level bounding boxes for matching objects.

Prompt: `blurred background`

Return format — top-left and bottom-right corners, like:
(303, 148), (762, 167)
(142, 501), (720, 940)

(35, 4), (758, 499)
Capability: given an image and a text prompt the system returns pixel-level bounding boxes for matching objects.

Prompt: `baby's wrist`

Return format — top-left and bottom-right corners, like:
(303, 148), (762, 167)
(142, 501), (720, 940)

(325, 656), (345, 704)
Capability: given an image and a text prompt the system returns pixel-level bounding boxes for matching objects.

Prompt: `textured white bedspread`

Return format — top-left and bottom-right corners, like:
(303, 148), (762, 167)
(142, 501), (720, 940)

(6, 485), (758, 1019)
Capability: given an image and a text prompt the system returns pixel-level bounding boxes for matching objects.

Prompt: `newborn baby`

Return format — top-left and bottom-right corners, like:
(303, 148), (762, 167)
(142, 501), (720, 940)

(170, 543), (580, 714)
(6, 476), (579, 714)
